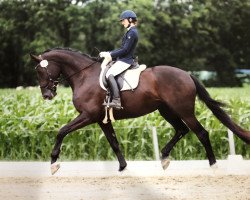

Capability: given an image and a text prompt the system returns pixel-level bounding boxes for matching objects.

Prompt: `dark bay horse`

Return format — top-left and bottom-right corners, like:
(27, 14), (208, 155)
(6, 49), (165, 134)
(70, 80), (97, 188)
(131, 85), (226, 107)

(30, 48), (250, 175)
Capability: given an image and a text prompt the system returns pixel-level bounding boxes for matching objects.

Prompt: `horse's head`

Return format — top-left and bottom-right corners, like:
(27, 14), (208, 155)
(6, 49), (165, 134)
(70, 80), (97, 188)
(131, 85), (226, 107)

(30, 53), (60, 100)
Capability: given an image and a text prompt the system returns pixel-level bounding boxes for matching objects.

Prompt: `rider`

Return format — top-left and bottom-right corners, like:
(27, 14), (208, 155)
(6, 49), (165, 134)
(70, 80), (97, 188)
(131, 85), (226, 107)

(100, 10), (139, 109)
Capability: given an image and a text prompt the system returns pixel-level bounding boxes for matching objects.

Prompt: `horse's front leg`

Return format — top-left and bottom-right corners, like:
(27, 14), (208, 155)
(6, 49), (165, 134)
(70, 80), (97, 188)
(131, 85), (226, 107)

(98, 121), (127, 171)
(51, 112), (92, 174)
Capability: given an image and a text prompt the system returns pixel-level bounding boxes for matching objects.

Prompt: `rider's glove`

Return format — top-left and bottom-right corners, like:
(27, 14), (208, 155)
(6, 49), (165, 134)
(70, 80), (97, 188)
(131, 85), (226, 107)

(99, 52), (112, 61)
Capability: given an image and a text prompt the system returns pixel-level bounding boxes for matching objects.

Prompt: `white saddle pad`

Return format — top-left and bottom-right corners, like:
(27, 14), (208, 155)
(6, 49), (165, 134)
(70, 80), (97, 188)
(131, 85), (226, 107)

(99, 64), (147, 91)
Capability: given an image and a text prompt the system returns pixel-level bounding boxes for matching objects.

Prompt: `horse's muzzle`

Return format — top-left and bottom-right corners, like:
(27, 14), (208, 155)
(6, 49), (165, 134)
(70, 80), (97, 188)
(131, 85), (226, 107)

(42, 89), (57, 100)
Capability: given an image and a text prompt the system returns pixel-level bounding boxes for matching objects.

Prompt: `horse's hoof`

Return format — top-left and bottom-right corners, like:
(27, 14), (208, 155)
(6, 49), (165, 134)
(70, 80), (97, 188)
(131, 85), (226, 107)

(210, 162), (218, 169)
(161, 157), (170, 170)
(51, 162), (60, 175)
(119, 164), (127, 172)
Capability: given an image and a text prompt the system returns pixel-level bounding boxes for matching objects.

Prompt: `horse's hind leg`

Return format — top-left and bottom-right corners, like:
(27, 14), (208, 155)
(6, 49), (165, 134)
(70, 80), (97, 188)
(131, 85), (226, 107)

(158, 105), (189, 169)
(182, 115), (217, 166)
(98, 121), (127, 171)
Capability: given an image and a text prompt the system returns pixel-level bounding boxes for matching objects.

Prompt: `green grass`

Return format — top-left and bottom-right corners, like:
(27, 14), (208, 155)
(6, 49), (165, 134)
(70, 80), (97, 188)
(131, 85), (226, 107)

(0, 86), (249, 161)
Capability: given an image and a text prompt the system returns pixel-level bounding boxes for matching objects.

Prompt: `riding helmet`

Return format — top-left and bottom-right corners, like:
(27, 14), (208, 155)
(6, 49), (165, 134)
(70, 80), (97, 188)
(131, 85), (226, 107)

(120, 10), (137, 21)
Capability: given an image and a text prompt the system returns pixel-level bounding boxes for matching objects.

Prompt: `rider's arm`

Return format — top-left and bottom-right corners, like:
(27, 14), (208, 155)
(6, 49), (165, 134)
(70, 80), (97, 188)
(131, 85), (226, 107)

(110, 30), (138, 59)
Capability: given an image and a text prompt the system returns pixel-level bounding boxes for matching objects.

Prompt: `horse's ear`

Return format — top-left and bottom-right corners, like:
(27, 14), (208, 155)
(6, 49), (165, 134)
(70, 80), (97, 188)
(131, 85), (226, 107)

(30, 53), (42, 63)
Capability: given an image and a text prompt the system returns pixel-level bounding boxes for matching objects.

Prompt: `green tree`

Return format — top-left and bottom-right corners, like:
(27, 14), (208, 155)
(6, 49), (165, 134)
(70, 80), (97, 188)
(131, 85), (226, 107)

(0, 0), (250, 87)
(152, 0), (249, 86)
(0, 0), (86, 87)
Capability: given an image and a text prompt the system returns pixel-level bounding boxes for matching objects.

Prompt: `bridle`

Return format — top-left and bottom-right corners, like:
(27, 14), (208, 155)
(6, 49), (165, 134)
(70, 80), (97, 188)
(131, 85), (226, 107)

(35, 55), (100, 91)
(35, 58), (59, 92)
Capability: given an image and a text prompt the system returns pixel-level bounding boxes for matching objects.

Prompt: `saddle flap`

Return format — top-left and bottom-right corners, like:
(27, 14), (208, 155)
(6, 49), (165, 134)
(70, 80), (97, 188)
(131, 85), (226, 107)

(121, 64), (146, 91)
(101, 61), (115, 88)
(99, 64), (146, 91)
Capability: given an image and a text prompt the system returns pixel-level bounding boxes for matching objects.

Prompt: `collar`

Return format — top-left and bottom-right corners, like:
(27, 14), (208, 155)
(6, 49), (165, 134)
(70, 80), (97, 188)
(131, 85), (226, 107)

(127, 25), (135, 31)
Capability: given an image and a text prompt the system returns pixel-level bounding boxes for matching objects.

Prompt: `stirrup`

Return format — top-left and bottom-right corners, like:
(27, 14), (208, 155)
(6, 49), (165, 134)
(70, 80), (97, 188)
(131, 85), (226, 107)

(109, 102), (123, 110)
(102, 101), (109, 106)
(103, 102), (123, 109)
(103, 91), (111, 106)
(109, 98), (123, 109)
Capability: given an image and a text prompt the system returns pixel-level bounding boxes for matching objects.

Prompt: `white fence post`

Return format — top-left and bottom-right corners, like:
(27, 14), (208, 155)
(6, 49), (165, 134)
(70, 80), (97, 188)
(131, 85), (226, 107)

(227, 129), (243, 173)
(227, 129), (236, 155)
(152, 126), (160, 160)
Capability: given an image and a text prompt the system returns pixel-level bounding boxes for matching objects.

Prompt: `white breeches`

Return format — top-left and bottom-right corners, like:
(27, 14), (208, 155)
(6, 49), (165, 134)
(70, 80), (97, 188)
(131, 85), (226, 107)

(106, 61), (130, 78)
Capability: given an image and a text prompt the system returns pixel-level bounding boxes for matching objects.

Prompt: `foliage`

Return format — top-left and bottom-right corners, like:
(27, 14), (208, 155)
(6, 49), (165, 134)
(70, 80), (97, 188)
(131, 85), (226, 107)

(0, 0), (250, 87)
(0, 87), (249, 161)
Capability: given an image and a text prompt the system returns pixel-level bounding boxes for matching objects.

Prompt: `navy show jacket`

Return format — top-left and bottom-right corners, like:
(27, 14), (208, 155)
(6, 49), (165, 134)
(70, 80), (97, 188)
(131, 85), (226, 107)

(110, 26), (138, 65)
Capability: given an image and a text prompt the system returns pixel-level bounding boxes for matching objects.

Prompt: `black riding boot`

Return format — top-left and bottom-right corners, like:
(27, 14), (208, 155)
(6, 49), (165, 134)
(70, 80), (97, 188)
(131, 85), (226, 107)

(104, 75), (122, 109)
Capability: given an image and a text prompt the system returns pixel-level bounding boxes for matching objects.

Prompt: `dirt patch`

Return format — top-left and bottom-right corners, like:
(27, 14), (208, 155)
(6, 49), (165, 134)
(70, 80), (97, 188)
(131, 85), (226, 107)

(0, 175), (249, 200)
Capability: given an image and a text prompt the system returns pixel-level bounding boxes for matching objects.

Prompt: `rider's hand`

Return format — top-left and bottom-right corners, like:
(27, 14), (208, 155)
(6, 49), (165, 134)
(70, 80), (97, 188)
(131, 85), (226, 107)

(99, 52), (111, 59)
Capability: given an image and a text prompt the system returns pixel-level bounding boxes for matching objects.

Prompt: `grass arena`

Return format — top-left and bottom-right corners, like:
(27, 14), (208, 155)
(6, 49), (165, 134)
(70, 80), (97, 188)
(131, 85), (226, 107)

(0, 160), (250, 200)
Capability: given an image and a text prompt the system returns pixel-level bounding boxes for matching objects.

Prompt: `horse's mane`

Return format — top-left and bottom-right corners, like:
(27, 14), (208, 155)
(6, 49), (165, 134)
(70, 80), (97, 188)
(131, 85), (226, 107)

(42, 47), (100, 62)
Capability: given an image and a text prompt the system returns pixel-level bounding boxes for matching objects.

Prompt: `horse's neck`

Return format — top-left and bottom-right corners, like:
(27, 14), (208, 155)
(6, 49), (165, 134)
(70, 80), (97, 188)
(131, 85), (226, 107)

(59, 55), (101, 89)
(45, 51), (101, 89)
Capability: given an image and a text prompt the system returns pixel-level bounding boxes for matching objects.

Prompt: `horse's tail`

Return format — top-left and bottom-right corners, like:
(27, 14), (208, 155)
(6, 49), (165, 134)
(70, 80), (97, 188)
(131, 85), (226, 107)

(190, 75), (250, 144)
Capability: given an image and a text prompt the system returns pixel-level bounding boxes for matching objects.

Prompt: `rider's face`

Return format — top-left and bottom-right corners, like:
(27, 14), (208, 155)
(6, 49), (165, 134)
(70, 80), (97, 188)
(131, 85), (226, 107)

(121, 19), (130, 28)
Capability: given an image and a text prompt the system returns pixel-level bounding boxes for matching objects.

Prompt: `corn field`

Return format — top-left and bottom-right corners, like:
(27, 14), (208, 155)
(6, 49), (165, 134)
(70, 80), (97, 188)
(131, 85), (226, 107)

(0, 86), (249, 161)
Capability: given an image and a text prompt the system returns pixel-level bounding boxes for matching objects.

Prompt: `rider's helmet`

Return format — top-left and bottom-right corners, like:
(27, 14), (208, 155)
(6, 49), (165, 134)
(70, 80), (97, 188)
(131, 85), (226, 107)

(120, 10), (137, 21)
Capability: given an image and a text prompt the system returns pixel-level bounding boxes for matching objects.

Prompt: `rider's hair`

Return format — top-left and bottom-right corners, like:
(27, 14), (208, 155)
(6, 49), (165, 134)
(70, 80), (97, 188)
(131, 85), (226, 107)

(129, 18), (137, 24)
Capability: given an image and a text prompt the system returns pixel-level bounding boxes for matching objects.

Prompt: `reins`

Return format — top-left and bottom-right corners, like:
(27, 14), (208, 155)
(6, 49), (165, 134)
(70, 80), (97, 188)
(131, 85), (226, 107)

(60, 58), (100, 82)
(61, 47), (101, 81)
